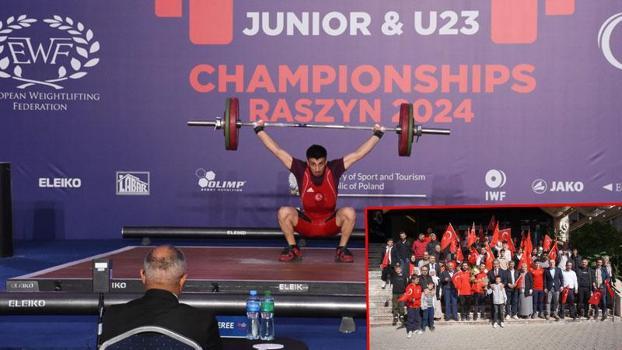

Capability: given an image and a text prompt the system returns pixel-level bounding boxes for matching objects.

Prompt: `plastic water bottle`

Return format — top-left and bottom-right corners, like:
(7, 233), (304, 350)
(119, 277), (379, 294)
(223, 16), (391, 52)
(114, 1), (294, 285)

(246, 290), (260, 340)
(260, 291), (275, 341)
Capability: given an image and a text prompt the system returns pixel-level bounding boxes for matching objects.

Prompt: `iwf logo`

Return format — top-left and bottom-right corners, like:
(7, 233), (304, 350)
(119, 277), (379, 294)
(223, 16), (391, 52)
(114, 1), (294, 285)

(0, 15), (100, 89)
(484, 169), (507, 201)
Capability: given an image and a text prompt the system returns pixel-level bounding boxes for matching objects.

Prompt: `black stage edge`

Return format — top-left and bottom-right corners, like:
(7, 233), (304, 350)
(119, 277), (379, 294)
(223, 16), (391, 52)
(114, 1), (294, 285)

(122, 226), (365, 240)
(0, 293), (365, 317)
(0, 162), (13, 257)
(6, 278), (364, 297)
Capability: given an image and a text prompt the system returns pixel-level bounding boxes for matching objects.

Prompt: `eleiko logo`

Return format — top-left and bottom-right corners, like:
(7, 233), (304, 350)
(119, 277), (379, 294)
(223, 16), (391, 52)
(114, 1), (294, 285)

(490, 0), (574, 44)
(598, 12), (622, 70)
(484, 169), (506, 189)
(116, 171), (150, 196)
(531, 178), (547, 194)
(38, 177), (82, 189)
(196, 168), (246, 192)
(155, 0), (233, 45)
(0, 15), (100, 89)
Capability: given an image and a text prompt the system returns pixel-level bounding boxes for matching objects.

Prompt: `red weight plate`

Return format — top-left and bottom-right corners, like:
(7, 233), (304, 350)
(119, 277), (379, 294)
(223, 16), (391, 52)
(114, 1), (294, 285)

(226, 97), (239, 150)
(398, 103), (411, 156)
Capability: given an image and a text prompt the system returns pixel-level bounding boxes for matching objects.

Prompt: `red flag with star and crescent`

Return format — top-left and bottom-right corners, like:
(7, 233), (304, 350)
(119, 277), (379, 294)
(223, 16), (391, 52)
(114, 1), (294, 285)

(466, 222), (477, 248)
(441, 223), (458, 252)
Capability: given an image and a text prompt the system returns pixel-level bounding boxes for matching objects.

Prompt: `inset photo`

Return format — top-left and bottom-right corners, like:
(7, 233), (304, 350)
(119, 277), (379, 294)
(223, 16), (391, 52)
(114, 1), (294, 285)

(367, 205), (622, 349)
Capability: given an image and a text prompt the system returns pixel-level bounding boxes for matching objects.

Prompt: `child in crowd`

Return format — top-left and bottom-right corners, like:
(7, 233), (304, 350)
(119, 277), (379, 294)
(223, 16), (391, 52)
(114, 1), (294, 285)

(421, 281), (437, 332)
(398, 275), (423, 337)
(488, 275), (507, 328)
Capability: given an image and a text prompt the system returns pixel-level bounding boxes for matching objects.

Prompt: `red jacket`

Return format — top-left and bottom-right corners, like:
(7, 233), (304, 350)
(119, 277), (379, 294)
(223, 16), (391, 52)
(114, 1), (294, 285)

(532, 268), (544, 291)
(452, 270), (473, 296)
(398, 283), (422, 308)
(412, 240), (427, 259)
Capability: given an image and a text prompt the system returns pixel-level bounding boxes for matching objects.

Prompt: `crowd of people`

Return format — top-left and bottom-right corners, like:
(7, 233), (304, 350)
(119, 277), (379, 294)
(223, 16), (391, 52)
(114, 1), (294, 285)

(378, 224), (617, 338)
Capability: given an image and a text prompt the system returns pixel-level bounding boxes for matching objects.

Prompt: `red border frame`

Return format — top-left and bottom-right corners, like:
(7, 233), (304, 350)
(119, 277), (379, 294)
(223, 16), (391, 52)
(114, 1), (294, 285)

(364, 201), (622, 350)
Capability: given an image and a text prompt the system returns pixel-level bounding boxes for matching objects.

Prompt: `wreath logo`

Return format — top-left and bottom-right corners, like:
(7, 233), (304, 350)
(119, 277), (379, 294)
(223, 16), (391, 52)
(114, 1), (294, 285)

(0, 15), (100, 90)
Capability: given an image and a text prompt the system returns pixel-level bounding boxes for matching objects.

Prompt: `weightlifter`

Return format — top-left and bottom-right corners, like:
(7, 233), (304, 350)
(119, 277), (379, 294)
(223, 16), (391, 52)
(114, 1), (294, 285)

(254, 119), (384, 262)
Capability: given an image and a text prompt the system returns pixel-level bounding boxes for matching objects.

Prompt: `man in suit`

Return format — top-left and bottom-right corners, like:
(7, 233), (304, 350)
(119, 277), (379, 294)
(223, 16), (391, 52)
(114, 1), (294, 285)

(594, 257), (611, 321)
(505, 261), (520, 319)
(544, 258), (564, 320)
(101, 245), (222, 350)
(487, 259), (507, 321)
(440, 261), (458, 321)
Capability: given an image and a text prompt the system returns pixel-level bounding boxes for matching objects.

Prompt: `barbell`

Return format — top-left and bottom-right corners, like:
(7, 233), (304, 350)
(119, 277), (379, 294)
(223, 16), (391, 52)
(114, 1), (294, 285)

(188, 97), (450, 157)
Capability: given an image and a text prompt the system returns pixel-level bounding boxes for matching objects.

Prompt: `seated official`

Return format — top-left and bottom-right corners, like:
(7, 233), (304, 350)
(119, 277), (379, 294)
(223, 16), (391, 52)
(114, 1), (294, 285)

(101, 245), (223, 350)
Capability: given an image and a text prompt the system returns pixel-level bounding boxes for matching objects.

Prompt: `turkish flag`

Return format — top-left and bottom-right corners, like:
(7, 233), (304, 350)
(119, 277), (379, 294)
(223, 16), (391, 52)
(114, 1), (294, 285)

(456, 246), (464, 263)
(441, 223), (458, 251)
(560, 287), (569, 304)
(519, 251), (533, 270)
(499, 228), (515, 253)
(487, 215), (496, 232)
(543, 234), (553, 251)
(485, 244), (494, 270)
(490, 222), (501, 247)
(521, 230), (533, 256)
(466, 223), (477, 248)
(588, 290), (602, 305)
(548, 241), (558, 261)
(468, 247), (479, 265)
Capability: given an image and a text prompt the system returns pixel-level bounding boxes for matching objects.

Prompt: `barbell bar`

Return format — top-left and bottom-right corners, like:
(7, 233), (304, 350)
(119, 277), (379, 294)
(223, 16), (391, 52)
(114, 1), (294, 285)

(188, 97), (451, 156)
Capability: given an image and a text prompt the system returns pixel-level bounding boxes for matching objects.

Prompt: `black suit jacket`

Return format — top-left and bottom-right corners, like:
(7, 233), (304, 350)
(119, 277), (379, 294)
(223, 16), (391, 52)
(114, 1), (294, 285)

(522, 272), (534, 296)
(487, 268), (508, 286)
(424, 263), (441, 277)
(544, 267), (564, 292)
(101, 289), (223, 350)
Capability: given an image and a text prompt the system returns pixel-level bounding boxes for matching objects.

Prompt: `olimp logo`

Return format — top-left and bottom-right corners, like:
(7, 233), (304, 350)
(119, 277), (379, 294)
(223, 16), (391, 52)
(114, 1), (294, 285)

(0, 15), (101, 111)
(196, 168), (246, 192)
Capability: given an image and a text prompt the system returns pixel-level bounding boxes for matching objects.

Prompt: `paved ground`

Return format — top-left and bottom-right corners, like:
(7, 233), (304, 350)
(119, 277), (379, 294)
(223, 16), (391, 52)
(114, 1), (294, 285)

(371, 319), (622, 350)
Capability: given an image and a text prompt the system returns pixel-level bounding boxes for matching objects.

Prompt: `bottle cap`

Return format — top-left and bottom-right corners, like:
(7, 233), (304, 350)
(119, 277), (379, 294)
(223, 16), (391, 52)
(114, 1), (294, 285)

(250, 290), (257, 296)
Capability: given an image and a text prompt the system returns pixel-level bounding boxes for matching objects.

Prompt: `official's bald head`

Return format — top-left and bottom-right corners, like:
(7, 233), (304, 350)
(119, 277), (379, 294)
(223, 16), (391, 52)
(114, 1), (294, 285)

(140, 245), (188, 296)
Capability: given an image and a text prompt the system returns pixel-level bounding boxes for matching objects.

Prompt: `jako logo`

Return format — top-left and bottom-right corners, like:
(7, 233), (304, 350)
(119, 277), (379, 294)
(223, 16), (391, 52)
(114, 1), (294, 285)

(532, 179), (584, 194)
(0, 15), (100, 89)
(531, 178), (547, 194)
(196, 168), (246, 192)
(484, 169), (506, 201)
(598, 12), (622, 70)
(38, 177), (81, 188)
(155, 0), (233, 45)
(116, 171), (150, 196)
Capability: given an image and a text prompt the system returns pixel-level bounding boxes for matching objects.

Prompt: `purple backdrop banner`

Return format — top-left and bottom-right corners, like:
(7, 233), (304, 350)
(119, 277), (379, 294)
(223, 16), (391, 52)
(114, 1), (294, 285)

(1, 0), (622, 239)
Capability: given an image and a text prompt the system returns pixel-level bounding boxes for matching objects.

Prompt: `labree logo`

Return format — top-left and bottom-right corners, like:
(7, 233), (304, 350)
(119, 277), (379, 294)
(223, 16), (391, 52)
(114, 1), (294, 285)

(154, 0), (574, 45)
(0, 15), (100, 89)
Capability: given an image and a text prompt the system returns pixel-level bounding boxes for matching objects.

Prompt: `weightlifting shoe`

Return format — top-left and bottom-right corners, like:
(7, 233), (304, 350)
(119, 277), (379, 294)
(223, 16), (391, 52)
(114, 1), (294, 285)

(279, 246), (302, 262)
(335, 247), (354, 263)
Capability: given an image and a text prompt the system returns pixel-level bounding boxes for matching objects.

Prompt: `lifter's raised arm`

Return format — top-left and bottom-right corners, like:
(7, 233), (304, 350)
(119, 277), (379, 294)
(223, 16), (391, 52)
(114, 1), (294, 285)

(343, 124), (384, 170)
(254, 120), (293, 169)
